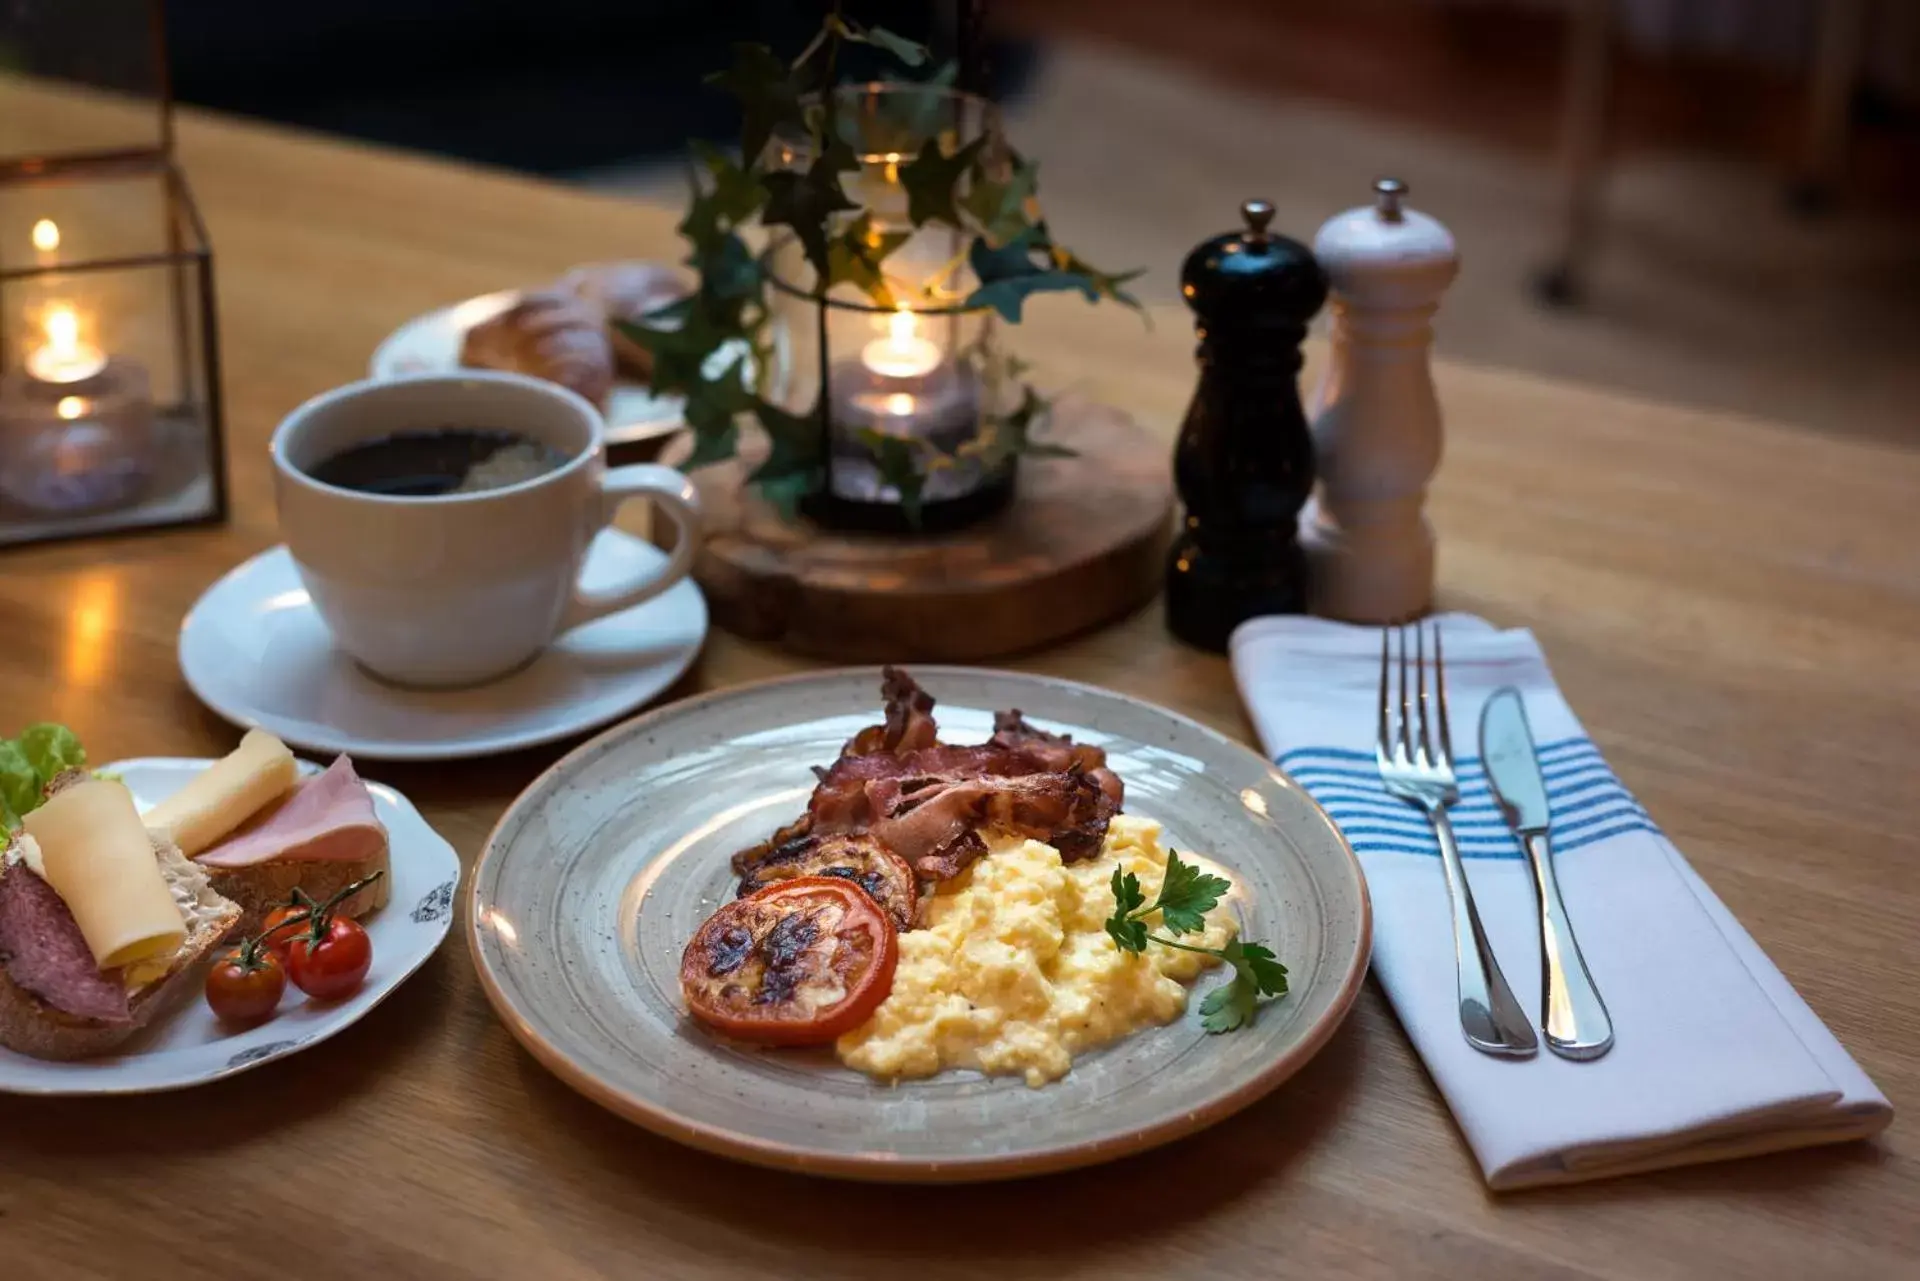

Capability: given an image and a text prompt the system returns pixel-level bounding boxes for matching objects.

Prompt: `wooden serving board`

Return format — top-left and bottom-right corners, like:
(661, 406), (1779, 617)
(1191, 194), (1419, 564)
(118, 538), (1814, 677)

(683, 398), (1173, 661)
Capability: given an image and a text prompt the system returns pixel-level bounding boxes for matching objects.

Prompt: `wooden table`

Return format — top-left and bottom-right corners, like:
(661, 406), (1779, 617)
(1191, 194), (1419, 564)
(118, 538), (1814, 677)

(2, 99), (1916, 1281)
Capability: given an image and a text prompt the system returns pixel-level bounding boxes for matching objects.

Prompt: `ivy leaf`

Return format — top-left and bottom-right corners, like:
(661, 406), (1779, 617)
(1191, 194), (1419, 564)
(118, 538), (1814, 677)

(689, 235), (762, 324)
(826, 212), (911, 309)
(689, 140), (766, 228)
(995, 386), (1073, 461)
(962, 229), (1103, 322)
(747, 396), (825, 520)
(1053, 249), (1146, 311)
(960, 149), (1040, 246)
(680, 354), (754, 470)
(762, 155), (859, 277)
(826, 16), (929, 67)
(856, 429), (929, 527)
(898, 134), (987, 228)
(705, 42), (805, 163)
(615, 302), (732, 397)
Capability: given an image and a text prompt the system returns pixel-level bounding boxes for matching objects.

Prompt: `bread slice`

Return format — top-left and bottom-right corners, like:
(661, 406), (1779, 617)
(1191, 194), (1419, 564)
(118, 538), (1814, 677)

(0, 794), (243, 1061)
(205, 844), (390, 936)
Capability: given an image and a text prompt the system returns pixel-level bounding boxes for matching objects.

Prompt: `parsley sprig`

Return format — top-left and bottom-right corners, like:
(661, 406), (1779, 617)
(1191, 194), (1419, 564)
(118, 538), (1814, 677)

(1105, 849), (1289, 1034)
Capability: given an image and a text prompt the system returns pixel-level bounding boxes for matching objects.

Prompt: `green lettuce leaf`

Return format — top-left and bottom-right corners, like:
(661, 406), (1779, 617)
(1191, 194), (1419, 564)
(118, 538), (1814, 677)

(0, 740), (37, 830)
(0, 723), (87, 831)
(18, 723), (84, 782)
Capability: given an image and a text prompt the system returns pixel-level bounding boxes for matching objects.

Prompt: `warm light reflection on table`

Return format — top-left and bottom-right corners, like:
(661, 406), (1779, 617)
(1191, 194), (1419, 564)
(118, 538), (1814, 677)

(63, 572), (119, 687)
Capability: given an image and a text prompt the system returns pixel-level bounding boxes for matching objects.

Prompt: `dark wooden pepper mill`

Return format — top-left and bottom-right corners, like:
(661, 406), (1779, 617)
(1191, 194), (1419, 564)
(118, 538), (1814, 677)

(1166, 199), (1329, 651)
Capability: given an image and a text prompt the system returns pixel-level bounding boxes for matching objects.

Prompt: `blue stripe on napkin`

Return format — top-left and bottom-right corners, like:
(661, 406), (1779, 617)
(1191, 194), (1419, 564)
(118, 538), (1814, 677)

(1276, 737), (1658, 860)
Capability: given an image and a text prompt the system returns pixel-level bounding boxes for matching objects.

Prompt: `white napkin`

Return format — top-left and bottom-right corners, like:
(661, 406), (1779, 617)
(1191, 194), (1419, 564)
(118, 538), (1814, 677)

(1231, 613), (1892, 1190)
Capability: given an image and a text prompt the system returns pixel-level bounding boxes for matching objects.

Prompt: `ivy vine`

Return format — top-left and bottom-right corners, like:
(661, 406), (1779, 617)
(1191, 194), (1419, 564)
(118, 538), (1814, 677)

(619, 6), (1141, 524)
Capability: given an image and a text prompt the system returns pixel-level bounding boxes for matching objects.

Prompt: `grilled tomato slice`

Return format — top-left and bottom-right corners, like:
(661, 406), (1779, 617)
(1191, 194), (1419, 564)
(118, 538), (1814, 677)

(734, 832), (919, 931)
(681, 877), (898, 1045)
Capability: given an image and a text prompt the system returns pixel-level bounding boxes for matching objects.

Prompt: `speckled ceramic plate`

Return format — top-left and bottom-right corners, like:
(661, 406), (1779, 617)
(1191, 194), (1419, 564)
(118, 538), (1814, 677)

(0, 755), (460, 1095)
(468, 667), (1371, 1181)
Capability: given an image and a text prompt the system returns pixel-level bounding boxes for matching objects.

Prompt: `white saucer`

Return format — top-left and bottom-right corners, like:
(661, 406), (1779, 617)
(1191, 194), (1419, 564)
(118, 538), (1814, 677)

(177, 531), (707, 761)
(371, 287), (687, 451)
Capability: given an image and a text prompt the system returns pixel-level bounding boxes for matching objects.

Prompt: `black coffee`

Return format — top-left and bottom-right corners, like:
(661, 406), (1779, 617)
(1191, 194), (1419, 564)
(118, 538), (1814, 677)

(308, 428), (570, 497)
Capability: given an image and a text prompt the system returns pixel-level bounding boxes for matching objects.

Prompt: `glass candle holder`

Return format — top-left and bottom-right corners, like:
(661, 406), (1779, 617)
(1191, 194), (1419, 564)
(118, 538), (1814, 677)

(0, 354), (155, 513)
(763, 85), (1022, 534)
(0, 1), (228, 547)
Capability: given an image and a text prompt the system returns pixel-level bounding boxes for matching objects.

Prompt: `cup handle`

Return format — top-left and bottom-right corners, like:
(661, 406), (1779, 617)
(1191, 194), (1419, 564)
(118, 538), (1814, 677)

(558, 463), (701, 633)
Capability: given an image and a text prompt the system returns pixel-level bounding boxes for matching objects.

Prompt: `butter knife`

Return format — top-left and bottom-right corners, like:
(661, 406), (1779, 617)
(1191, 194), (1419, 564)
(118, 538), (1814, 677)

(1479, 688), (1615, 1060)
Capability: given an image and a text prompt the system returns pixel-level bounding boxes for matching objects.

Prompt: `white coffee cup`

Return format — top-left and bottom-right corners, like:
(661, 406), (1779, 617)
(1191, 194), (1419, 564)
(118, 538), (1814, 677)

(271, 370), (700, 688)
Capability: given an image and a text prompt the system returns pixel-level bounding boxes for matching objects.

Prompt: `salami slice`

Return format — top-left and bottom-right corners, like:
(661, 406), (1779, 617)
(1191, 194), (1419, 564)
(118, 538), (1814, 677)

(0, 864), (131, 1023)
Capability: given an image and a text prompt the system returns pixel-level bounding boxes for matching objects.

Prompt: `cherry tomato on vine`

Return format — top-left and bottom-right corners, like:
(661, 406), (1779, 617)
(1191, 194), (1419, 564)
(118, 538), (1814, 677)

(286, 915), (373, 1001)
(259, 904), (311, 963)
(205, 947), (287, 1024)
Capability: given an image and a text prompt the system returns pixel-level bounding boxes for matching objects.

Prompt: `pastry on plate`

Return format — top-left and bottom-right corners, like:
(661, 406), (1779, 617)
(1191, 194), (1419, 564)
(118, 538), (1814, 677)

(559, 261), (688, 382)
(459, 288), (614, 408)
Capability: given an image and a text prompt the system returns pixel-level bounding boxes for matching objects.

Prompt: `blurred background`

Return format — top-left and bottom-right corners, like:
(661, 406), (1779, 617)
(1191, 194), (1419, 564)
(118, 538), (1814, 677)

(144, 0), (1920, 444)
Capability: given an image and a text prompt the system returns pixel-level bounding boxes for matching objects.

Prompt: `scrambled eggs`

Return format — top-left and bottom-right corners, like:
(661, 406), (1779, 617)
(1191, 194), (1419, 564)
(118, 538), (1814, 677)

(835, 814), (1236, 1087)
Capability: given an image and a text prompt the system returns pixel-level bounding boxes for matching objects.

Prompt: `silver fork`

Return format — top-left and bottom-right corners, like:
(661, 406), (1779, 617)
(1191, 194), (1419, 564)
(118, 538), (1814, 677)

(1376, 624), (1538, 1058)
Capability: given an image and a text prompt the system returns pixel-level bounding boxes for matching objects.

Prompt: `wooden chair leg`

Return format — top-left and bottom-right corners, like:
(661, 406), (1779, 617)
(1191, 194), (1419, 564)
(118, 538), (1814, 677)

(1537, 0), (1612, 307)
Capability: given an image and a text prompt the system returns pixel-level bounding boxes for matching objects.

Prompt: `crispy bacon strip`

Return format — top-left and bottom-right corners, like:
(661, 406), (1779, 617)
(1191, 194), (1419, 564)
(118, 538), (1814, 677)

(990, 710), (1124, 807)
(842, 665), (940, 757)
(732, 670), (1124, 885)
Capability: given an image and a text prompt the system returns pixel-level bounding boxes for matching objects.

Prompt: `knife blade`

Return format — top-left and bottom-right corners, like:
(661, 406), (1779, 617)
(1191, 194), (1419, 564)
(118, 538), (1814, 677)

(1478, 685), (1614, 1059)
(1479, 688), (1550, 833)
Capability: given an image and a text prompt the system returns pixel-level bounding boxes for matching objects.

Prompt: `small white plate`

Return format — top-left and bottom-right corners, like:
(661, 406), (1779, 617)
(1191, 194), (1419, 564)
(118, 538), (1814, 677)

(371, 288), (686, 451)
(177, 531), (707, 761)
(0, 756), (460, 1095)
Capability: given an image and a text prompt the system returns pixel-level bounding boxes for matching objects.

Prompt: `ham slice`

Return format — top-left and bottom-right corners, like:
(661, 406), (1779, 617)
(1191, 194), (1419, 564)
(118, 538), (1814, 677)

(195, 756), (384, 870)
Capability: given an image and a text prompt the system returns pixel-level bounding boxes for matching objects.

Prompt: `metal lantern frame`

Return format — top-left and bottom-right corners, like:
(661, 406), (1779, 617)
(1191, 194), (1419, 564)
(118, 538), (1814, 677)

(0, 0), (227, 549)
(760, 82), (1021, 534)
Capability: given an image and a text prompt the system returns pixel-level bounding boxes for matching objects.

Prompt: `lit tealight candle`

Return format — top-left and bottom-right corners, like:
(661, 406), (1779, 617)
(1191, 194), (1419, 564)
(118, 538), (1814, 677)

(31, 219), (60, 263)
(26, 304), (108, 385)
(861, 308), (942, 380)
(0, 286), (157, 516)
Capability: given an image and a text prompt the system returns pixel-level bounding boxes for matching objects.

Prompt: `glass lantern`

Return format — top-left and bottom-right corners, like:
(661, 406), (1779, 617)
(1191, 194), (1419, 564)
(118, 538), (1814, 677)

(0, 1), (227, 548)
(764, 85), (1020, 533)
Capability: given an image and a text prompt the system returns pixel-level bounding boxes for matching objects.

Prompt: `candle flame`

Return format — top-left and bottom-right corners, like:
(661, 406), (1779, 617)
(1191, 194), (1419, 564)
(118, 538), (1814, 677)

(46, 304), (79, 352)
(31, 219), (58, 253)
(56, 395), (87, 420)
(27, 303), (108, 384)
(888, 308), (917, 346)
(883, 393), (916, 416)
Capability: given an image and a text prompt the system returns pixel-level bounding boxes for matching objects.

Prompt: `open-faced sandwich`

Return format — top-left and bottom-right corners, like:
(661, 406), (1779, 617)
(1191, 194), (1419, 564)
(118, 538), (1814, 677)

(1, 769), (241, 1060)
(0, 724), (396, 1060)
(148, 729), (390, 932)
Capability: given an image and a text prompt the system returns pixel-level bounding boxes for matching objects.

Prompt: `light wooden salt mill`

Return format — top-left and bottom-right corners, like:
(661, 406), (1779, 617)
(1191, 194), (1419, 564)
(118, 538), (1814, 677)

(1301, 178), (1458, 623)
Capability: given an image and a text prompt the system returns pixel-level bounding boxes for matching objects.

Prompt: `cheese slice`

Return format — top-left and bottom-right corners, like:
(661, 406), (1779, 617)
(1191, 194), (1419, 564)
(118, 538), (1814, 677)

(143, 729), (298, 857)
(23, 779), (186, 969)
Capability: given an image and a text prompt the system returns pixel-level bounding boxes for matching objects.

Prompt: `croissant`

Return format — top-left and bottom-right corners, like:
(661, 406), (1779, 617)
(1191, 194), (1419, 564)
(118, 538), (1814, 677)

(560, 262), (688, 383)
(460, 289), (614, 409)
